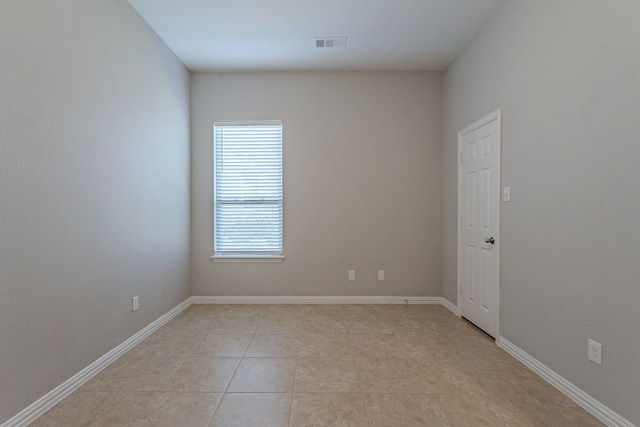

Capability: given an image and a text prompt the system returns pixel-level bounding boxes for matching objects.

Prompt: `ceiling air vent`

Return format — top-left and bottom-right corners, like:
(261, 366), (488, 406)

(314, 37), (347, 48)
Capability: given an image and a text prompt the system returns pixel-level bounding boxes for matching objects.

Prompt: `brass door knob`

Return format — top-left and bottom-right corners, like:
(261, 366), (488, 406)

(485, 237), (495, 244)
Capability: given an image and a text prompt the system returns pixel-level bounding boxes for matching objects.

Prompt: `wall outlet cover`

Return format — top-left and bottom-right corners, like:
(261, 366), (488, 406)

(588, 339), (602, 365)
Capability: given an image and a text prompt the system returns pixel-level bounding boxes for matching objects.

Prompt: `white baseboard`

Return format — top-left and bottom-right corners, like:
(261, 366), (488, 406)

(497, 337), (635, 427)
(440, 297), (459, 316)
(3, 298), (193, 427)
(191, 295), (444, 305)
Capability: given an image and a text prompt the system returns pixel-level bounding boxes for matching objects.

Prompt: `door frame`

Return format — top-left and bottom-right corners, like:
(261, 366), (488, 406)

(457, 108), (502, 338)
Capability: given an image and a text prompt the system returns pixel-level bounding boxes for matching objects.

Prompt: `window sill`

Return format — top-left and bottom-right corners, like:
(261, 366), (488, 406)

(210, 256), (284, 263)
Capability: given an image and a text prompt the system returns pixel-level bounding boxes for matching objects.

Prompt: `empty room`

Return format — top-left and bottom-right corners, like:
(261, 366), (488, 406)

(1, 0), (638, 426)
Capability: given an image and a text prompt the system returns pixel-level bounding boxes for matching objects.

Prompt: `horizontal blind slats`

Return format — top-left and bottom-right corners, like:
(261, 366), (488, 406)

(214, 122), (283, 256)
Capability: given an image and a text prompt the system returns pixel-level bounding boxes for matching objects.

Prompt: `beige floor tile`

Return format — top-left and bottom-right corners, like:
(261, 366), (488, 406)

(98, 356), (181, 391)
(179, 304), (211, 315)
(227, 358), (296, 392)
(291, 393), (370, 427)
(303, 305), (343, 318)
(125, 331), (169, 357)
(31, 304), (605, 427)
(376, 304), (432, 319)
(355, 356), (427, 393)
(161, 314), (214, 331)
(128, 330), (209, 358)
(437, 358), (503, 391)
(474, 396), (535, 427)
(444, 333), (504, 360)
(81, 356), (131, 391)
(209, 304), (266, 318)
(245, 334), (300, 357)
(208, 393), (292, 427)
(154, 392), (223, 427)
(447, 351), (526, 373)
(494, 378), (605, 426)
(480, 365), (562, 402)
(165, 357), (240, 392)
(302, 317), (346, 334)
(348, 334), (406, 358)
(524, 399), (605, 427)
(342, 318), (392, 334)
(339, 304), (380, 316)
(411, 358), (486, 395)
(256, 317), (304, 334)
(201, 310), (245, 322)
(394, 334), (455, 359)
(191, 333), (253, 357)
(28, 390), (90, 426)
(423, 305), (453, 317)
(261, 304), (305, 317)
(386, 317), (438, 335)
(295, 357), (360, 392)
(364, 393), (448, 426)
(47, 391), (163, 426)
(432, 392), (534, 427)
(211, 317), (260, 334)
(298, 334), (353, 358)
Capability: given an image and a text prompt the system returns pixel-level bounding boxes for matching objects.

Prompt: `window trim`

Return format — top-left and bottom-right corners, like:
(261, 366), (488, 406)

(212, 120), (284, 261)
(210, 255), (284, 263)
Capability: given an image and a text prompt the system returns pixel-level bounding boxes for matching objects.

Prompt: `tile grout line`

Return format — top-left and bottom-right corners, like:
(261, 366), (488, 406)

(288, 353), (299, 427)
(204, 313), (259, 426)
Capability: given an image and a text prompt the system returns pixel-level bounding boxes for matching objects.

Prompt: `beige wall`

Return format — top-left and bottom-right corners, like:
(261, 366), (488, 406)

(0, 1), (191, 423)
(191, 72), (442, 297)
(443, 0), (640, 423)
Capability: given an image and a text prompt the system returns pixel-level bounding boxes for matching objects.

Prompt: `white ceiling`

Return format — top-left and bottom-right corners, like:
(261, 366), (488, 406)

(127, 0), (505, 72)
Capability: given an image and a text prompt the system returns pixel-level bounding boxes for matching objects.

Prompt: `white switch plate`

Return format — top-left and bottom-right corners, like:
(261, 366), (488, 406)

(588, 339), (602, 365)
(378, 270), (385, 281)
(348, 270), (356, 281)
(503, 186), (511, 202)
(132, 295), (139, 312)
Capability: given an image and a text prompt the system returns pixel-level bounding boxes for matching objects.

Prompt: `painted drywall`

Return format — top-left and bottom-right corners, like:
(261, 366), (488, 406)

(191, 72), (442, 297)
(0, 1), (190, 423)
(443, 0), (640, 423)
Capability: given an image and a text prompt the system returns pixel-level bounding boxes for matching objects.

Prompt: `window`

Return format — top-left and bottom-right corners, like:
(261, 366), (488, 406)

(213, 121), (283, 260)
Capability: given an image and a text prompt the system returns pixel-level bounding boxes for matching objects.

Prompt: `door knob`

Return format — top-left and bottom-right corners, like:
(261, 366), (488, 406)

(484, 237), (495, 244)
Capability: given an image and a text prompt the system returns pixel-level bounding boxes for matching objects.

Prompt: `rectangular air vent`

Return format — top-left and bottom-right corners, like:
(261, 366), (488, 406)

(314, 37), (347, 48)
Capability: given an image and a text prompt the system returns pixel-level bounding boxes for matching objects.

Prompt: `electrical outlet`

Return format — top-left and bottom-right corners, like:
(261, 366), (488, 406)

(378, 270), (385, 281)
(132, 295), (139, 312)
(348, 270), (356, 281)
(588, 339), (602, 365)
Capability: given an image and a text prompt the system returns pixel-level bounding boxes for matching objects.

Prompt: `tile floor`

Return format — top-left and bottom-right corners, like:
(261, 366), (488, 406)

(30, 304), (605, 426)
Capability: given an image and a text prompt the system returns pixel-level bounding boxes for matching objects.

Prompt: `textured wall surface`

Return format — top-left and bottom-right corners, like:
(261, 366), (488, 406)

(0, 1), (191, 423)
(191, 72), (442, 297)
(443, 0), (640, 423)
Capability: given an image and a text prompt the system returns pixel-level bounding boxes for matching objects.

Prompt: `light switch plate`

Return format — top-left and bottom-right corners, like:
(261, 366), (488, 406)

(503, 186), (511, 202)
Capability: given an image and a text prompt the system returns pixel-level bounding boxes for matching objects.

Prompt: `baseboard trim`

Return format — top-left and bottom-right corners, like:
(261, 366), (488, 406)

(440, 297), (459, 316)
(191, 295), (444, 305)
(497, 337), (635, 427)
(3, 297), (193, 427)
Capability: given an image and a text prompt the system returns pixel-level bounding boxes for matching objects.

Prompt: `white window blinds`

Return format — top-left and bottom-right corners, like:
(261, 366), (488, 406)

(213, 122), (283, 257)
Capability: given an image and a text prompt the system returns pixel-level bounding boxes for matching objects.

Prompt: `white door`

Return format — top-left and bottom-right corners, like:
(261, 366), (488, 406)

(458, 110), (501, 338)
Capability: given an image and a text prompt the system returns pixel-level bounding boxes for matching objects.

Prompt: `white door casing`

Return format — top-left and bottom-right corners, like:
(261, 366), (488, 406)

(457, 110), (501, 338)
